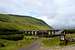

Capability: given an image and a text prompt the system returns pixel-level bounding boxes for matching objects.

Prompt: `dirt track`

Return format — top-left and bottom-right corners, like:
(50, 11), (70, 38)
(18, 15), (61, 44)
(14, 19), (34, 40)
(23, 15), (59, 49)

(19, 38), (41, 50)
(19, 38), (75, 50)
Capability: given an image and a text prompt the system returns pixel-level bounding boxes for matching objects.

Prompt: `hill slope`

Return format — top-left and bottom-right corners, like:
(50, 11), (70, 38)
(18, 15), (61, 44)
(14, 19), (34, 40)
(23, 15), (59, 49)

(0, 14), (52, 50)
(0, 14), (52, 30)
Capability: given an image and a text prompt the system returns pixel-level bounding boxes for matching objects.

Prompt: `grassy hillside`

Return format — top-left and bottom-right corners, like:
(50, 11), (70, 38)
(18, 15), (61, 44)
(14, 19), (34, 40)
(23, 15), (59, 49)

(0, 14), (52, 50)
(0, 14), (51, 30)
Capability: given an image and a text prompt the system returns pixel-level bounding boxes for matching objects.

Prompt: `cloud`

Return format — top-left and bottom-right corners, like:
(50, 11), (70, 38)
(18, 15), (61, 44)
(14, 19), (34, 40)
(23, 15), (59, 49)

(0, 0), (75, 29)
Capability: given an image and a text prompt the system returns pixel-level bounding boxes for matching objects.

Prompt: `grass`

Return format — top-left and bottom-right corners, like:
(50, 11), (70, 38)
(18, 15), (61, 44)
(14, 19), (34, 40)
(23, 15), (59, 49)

(0, 36), (36, 50)
(65, 33), (75, 46)
(66, 33), (75, 38)
(41, 33), (75, 48)
(41, 37), (60, 47)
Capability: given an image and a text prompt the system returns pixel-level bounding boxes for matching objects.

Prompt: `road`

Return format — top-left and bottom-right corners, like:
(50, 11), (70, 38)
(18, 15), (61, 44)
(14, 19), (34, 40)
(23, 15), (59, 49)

(19, 39), (41, 50)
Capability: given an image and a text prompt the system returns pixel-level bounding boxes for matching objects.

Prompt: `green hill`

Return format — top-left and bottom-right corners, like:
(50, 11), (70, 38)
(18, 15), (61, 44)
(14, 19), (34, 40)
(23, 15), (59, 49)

(0, 14), (52, 50)
(0, 14), (52, 30)
(0, 13), (52, 41)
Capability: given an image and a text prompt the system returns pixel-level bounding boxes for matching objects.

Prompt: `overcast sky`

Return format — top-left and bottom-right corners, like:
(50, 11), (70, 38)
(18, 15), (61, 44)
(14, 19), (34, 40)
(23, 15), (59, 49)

(0, 0), (75, 29)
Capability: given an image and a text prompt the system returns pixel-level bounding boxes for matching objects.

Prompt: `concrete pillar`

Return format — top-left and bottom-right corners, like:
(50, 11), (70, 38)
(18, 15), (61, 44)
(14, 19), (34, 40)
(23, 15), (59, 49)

(52, 30), (54, 35)
(48, 31), (51, 35)
(34, 31), (37, 36)
(33, 31), (35, 35)
(32, 31), (34, 35)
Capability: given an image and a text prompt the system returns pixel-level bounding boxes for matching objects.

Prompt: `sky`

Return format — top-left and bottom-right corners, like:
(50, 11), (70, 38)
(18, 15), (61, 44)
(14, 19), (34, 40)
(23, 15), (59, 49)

(0, 0), (75, 29)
